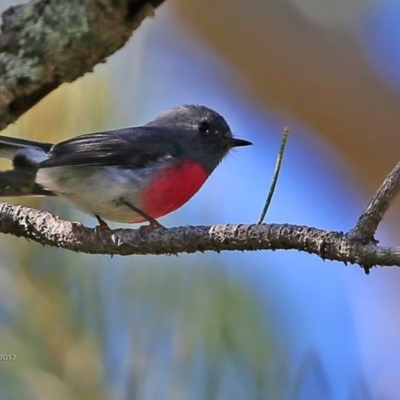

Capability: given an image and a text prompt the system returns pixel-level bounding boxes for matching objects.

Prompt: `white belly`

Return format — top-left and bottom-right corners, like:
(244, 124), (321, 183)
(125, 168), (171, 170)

(37, 165), (150, 223)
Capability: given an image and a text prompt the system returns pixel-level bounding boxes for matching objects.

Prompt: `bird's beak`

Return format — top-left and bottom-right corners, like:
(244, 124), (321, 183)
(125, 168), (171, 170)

(231, 137), (252, 147)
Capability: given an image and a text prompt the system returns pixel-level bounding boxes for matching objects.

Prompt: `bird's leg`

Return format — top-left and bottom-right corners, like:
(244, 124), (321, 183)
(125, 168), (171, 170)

(119, 199), (165, 231)
(95, 214), (110, 233)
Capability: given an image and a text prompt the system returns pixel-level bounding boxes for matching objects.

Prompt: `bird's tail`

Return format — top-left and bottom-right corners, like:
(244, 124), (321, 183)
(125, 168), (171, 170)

(0, 135), (55, 197)
(0, 135), (52, 162)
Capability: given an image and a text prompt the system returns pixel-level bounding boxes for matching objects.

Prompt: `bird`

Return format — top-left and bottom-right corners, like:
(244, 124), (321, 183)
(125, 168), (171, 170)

(0, 104), (252, 230)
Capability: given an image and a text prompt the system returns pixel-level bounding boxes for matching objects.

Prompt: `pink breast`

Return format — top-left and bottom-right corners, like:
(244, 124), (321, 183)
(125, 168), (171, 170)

(138, 160), (209, 219)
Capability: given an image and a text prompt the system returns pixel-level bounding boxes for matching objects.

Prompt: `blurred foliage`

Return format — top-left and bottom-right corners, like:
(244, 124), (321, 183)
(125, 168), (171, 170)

(0, 250), (283, 398)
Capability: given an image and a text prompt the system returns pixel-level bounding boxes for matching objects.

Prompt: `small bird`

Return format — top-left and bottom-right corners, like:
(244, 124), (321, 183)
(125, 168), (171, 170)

(0, 105), (252, 229)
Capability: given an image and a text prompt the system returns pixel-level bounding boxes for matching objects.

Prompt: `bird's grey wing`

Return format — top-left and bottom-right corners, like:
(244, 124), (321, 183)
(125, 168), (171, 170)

(39, 127), (176, 169)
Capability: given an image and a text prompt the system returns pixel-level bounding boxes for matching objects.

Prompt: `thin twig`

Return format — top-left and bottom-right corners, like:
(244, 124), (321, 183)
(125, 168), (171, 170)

(348, 160), (400, 243)
(258, 127), (290, 224)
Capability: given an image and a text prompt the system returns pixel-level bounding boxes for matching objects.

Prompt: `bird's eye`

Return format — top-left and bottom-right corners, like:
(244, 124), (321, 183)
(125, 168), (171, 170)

(197, 121), (210, 134)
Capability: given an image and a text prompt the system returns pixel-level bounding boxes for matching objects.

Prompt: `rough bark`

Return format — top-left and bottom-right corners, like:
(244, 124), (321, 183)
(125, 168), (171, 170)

(0, 0), (165, 128)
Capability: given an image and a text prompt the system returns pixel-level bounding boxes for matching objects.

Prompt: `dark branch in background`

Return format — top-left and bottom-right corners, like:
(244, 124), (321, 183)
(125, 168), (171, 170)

(0, 0), (400, 271)
(0, 0), (166, 129)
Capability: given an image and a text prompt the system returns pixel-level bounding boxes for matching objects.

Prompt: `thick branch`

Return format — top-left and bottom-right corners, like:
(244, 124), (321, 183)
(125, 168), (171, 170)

(0, 0), (166, 129)
(1, 201), (399, 268)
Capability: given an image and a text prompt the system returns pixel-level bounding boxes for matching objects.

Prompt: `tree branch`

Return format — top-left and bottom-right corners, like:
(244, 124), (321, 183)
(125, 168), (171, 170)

(348, 160), (400, 243)
(3, 155), (400, 271)
(1, 201), (400, 269)
(0, 0), (166, 129)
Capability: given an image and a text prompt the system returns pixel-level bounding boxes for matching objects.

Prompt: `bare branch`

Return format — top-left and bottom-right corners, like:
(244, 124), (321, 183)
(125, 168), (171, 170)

(0, 0), (166, 129)
(349, 161), (400, 243)
(1, 201), (400, 269)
